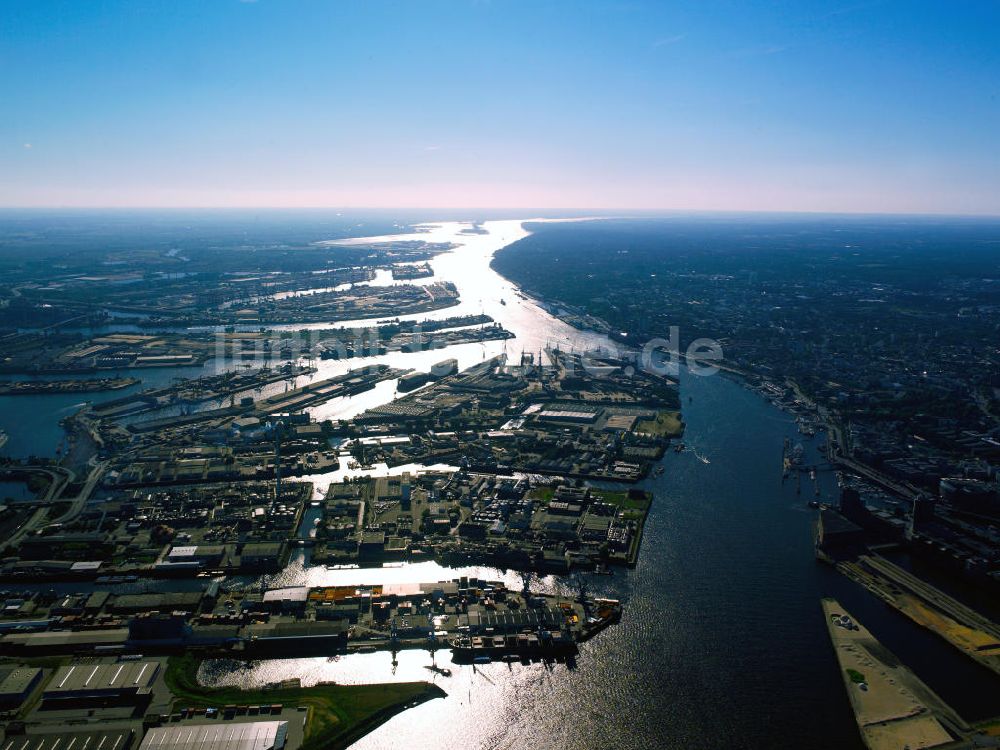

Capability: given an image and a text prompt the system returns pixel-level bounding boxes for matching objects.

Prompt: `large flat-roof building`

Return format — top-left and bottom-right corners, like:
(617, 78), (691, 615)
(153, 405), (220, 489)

(108, 592), (203, 615)
(815, 508), (865, 555)
(0, 666), (42, 708)
(536, 409), (599, 424)
(0, 628), (130, 655)
(17, 533), (114, 561)
(260, 587), (309, 614)
(5, 729), (134, 750)
(235, 542), (285, 572)
(138, 721), (288, 750)
(244, 620), (348, 656)
(164, 545), (226, 568)
(44, 662), (158, 702)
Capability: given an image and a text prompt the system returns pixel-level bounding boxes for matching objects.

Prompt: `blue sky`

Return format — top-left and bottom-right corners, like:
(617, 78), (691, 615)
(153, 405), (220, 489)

(2, 0), (999, 213)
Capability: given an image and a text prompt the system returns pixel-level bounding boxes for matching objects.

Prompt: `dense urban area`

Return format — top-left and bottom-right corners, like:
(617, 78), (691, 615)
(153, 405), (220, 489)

(493, 217), (1000, 749)
(0, 214), (998, 749)
(0, 216), (650, 750)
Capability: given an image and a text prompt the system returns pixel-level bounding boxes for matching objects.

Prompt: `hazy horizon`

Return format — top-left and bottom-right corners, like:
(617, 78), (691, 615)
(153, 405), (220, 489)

(1, 207), (999, 221)
(3, 0), (999, 215)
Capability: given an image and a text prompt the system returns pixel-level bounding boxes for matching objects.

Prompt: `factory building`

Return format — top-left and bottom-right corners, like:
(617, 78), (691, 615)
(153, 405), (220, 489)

(0, 667), (42, 709)
(815, 508), (865, 556)
(235, 542), (285, 572)
(164, 545), (226, 567)
(43, 662), (158, 704)
(108, 592), (203, 615)
(0, 628), (130, 655)
(536, 409), (599, 424)
(4, 729), (134, 750)
(260, 587), (309, 615)
(359, 530), (386, 560)
(243, 622), (348, 656)
(138, 721), (287, 750)
(17, 533), (114, 562)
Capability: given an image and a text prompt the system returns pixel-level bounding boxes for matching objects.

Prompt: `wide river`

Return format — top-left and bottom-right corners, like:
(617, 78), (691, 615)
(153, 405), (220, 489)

(5, 219), (1000, 748)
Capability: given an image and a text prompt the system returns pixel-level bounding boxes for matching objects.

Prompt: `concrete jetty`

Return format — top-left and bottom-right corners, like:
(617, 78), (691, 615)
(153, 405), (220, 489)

(821, 598), (968, 750)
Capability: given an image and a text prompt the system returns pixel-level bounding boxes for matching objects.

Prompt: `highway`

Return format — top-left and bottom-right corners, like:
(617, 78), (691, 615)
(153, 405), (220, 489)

(48, 460), (108, 526)
(5, 461), (106, 549)
(4, 463), (74, 548)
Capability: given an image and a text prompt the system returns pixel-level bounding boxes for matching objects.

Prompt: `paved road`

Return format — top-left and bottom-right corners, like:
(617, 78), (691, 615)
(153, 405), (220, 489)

(5, 464), (74, 548)
(864, 554), (1000, 642)
(6, 461), (106, 549)
(48, 460), (108, 526)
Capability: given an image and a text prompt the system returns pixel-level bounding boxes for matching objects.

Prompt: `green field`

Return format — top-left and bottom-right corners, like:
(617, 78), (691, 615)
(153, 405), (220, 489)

(636, 410), (684, 438)
(164, 655), (444, 750)
(527, 486), (556, 503)
(591, 488), (652, 513)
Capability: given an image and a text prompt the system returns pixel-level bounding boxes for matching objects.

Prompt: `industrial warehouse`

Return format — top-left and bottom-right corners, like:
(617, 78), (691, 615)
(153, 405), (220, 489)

(43, 662), (159, 704)
(138, 722), (288, 750)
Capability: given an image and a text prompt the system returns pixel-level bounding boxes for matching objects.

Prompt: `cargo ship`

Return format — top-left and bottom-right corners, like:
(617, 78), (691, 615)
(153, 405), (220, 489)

(397, 370), (432, 392)
(430, 358), (458, 379)
(448, 598), (621, 662)
(0, 377), (140, 395)
(448, 629), (577, 663)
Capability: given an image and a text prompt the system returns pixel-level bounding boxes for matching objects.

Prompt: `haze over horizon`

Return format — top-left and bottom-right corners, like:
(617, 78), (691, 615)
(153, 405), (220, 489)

(3, 0), (999, 215)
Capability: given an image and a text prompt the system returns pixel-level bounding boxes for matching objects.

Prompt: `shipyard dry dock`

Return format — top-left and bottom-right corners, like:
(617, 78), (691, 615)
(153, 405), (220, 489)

(821, 598), (971, 750)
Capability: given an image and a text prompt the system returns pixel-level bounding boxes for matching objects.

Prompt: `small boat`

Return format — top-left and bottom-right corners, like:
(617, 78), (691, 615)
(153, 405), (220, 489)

(653, 465), (664, 476)
(674, 443), (685, 453)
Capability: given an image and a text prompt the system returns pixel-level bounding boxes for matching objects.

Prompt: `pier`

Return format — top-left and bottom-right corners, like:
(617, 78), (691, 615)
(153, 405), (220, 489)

(821, 598), (969, 750)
